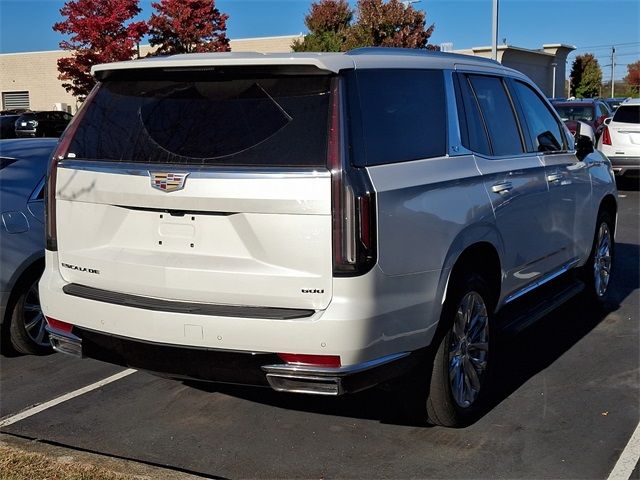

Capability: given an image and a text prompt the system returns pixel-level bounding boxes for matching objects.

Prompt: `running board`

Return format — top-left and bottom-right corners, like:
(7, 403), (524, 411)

(497, 277), (585, 336)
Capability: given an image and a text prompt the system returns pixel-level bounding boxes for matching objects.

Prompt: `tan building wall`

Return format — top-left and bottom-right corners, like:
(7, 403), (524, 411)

(0, 50), (80, 113)
(0, 35), (303, 113)
(455, 44), (575, 97)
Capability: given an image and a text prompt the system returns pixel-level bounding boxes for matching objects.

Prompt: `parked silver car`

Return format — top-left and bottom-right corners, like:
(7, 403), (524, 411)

(1, 138), (57, 354)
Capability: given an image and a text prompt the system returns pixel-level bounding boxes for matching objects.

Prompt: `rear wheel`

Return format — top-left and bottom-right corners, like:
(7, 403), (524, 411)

(9, 273), (51, 355)
(402, 272), (494, 427)
(583, 210), (614, 301)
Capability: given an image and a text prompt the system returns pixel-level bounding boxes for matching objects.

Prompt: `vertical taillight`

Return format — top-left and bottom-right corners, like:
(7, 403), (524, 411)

(329, 77), (376, 276)
(602, 125), (612, 146)
(45, 84), (100, 251)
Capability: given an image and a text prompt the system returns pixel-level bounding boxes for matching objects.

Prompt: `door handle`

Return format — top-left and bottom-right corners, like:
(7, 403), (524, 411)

(492, 181), (513, 194)
(547, 173), (564, 183)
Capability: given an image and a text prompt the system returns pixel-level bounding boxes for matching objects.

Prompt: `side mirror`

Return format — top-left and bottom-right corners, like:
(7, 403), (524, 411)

(604, 117), (612, 125)
(575, 121), (594, 161)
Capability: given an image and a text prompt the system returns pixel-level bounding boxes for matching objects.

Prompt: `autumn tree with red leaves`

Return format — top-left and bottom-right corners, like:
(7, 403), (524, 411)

(293, 0), (437, 52)
(148, 0), (230, 55)
(53, 0), (147, 99)
(624, 60), (640, 95)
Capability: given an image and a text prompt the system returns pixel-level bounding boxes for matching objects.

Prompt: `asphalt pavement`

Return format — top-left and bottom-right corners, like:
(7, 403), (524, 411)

(1, 181), (638, 479)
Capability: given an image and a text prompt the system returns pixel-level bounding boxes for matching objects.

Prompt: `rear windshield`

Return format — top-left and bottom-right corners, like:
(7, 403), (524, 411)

(68, 71), (332, 167)
(613, 105), (640, 124)
(553, 105), (594, 122)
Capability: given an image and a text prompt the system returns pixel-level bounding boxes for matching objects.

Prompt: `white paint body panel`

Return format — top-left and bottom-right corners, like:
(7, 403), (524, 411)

(54, 165), (333, 310)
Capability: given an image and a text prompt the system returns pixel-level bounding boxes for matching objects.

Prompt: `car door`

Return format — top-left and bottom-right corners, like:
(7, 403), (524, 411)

(508, 79), (592, 267)
(456, 73), (555, 298)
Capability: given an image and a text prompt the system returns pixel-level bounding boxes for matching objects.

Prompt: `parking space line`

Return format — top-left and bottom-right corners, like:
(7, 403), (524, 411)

(608, 421), (640, 480)
(0, 369), (136, 428)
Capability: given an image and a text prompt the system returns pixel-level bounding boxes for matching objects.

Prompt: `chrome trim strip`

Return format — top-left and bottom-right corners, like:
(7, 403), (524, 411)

(266, 375), (342, 396)
(261, 351), (410, 376)
(46, 327), (83, 358)
(504, 259), (580, 304)
(58, 160), (331, 179)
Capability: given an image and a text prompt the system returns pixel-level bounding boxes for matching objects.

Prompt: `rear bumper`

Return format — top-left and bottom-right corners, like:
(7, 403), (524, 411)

(40, 251), (442, 366)
(15, 130), (36, 137)
(46, 324), (419, 395)
(609, 156), (640, 175)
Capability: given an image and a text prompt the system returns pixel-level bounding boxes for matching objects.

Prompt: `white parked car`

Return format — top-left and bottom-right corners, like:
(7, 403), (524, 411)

(40, 49), (617, 427)
(597, 98), (640, 176)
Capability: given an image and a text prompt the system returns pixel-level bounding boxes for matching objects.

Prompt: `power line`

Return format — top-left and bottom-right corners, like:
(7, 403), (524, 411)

(572, 41), (640, 50)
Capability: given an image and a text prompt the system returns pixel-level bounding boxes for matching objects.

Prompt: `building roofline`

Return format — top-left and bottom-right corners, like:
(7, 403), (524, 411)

(229, 34), (304, 42)
(542, 43), (576, 50)
(0, 34), (306, 56)
(470, 45), (556, 57)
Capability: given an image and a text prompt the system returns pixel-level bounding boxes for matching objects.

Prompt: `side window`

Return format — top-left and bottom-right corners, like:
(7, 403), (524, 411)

(512, 81), (565, 153)
(353, 69), (446, 166)
(468, 75), (524, 156)
(454, 73), (491, 156)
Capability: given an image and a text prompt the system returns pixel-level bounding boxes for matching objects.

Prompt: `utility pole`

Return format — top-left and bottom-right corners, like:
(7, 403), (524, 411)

(491, 0), (499, 61)
(611, 46), (616, 97)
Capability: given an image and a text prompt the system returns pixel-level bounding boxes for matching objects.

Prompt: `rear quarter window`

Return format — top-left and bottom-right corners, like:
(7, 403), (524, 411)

(349, 69), (446, 167)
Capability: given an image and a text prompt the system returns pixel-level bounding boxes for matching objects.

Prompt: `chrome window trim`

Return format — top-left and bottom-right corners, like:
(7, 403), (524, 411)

(58, 159), (331, 179)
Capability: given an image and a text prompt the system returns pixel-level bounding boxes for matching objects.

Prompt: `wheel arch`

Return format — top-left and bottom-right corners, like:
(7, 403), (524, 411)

(599, 194), (618, 233)
(437, 223), (504, 319)
(1, 253), (44, 327)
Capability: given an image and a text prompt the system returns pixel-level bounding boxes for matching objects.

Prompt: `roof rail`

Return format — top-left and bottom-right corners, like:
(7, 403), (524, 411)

(345, 47), (501, 65)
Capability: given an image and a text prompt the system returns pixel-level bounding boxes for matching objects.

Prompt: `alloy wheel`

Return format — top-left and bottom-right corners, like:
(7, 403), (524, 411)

(449, 291), (489, 408)
(22, 280), (49, 347)
(593, 222), (612, 297)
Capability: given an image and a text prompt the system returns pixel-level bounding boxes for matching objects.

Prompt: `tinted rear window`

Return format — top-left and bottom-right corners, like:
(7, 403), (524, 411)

(613, 105), (640, 124)
(350, 69), (446, 166)
(68, 72), (332, 167)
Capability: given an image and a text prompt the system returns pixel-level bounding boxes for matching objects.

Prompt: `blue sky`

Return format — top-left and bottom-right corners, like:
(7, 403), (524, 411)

(0, 0), (638, 80)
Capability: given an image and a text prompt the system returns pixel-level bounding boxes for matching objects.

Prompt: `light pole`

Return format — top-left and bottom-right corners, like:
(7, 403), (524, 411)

(491, 0), (499, 61)
(551, 62), (557, 98)
(401, 0), (421, 8)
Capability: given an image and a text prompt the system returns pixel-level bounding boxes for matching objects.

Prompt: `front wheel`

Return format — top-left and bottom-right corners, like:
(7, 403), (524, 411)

(582, 210), (614, 301)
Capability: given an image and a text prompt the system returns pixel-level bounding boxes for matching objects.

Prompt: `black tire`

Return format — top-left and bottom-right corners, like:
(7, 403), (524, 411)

(8, 271), (51, 355)
(582, 210), (615, 301)
(401, 272), (494, 427)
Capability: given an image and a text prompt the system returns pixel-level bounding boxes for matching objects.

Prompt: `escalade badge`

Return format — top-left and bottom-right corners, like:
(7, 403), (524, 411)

(149, 172), (189, 193)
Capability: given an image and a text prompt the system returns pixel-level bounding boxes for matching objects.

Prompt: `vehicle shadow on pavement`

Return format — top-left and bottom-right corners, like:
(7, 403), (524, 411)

(187, 242), (638, 427)
(617, 177), (640, 191)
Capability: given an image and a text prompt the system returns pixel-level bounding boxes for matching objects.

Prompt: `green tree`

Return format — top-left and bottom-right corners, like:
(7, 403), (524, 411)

(570, 53), (602, 98)
(292, 0), (353, 52)
(292, 0), (436, 52)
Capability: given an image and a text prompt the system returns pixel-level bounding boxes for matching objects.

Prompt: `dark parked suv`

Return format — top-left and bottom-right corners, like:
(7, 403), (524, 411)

(14, 111), (73, 138)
